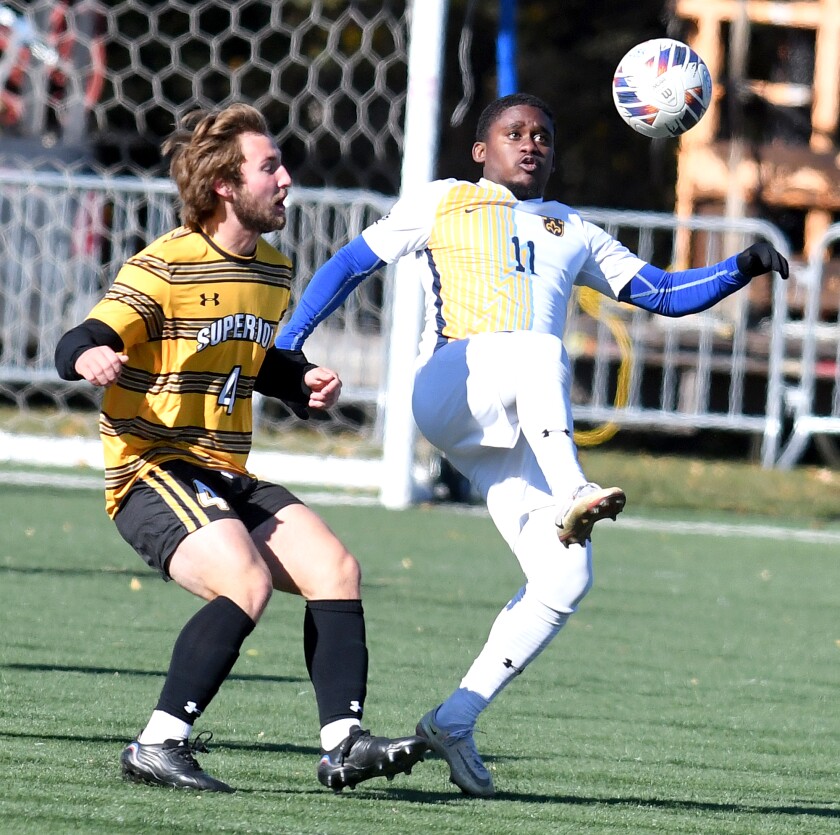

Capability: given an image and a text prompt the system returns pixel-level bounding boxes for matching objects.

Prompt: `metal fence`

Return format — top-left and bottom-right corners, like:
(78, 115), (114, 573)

(772, 221), (840, 469)
(0, 169), (396, 445)
(3, 170), (834, 470)
(571, 208), (793, 467)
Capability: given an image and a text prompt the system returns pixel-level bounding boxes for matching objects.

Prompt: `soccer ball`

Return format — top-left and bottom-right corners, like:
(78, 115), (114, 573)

(612, 38), (712, 139)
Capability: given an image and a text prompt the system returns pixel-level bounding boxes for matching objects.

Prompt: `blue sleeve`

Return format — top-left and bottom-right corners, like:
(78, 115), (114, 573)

(275, 236), (385, 351)
(617, 255), (750, 316)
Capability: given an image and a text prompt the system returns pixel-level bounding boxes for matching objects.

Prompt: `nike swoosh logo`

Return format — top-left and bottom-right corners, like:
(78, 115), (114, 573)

(454, 750), (492, 785)
(464, 207), (483, 213)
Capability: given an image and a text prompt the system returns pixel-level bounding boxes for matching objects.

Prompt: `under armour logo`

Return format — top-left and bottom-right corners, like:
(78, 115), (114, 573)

(349, 700), (362, 714)
(503, 658), (523, 674)
(200, 293), (220, 306)
(184, 701), (202, 716)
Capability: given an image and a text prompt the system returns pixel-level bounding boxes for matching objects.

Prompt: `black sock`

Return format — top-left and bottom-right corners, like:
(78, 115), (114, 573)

(304, 599), (368, 727)
(156, 596), (255, 724)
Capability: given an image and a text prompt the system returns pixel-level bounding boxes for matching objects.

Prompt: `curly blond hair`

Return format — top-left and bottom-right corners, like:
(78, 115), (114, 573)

(162, 104), (271, 230)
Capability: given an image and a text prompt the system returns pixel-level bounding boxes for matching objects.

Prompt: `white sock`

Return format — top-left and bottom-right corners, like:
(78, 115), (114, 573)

(436, 587), (568, 733)
(320, 718), (361, 751)
(137, 710), (192, 745)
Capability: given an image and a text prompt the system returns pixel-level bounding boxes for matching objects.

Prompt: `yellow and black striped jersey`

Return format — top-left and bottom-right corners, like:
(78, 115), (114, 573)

(84, 226), (293, 517)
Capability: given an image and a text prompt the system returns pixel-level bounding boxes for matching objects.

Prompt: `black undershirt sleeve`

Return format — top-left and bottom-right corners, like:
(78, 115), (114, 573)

(56, 323), (318, 419)
(254, 347), (317, 419)
(54, 319), (124, 381)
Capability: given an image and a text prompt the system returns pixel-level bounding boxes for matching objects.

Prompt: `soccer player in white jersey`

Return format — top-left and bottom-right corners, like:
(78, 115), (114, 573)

(275, 93), (789, 796)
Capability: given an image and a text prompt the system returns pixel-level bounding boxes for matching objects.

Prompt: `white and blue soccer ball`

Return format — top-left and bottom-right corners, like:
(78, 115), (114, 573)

(612, 38), (713, 139)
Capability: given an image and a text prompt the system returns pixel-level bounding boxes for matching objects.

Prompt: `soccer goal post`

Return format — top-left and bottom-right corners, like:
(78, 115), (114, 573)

(0, 0), (449, 507)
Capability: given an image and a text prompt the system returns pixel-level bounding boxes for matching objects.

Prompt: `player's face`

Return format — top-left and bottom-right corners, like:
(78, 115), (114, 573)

(472, 105), (555, 200)
(231, 132), (292, 233)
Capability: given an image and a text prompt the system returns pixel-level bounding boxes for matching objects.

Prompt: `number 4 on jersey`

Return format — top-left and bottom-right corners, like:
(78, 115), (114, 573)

(218, 366), (242, 414)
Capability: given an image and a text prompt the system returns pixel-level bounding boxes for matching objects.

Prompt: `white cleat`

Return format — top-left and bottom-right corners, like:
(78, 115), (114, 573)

(416, 707), (495, 798)
(556, 483), (626, 547)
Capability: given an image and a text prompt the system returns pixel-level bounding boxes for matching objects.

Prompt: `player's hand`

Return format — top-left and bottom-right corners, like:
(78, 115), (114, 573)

(75, 345), (129, 386)
(736, 242), (789, 280)
(304, 366), (342, 411)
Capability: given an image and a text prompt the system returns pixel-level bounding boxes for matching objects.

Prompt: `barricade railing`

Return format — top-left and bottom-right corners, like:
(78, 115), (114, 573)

(772, 221), (840, 468)
(573, 209), (792, 467)
(0, 170), (807, 470)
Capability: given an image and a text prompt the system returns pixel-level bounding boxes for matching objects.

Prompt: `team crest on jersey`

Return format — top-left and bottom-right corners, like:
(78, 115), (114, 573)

(542, 217), (565, 236)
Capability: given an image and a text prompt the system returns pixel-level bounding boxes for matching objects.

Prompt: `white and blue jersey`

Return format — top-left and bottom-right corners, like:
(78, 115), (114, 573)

(361, 178), (644, 363)
(277, 177), (751, 365)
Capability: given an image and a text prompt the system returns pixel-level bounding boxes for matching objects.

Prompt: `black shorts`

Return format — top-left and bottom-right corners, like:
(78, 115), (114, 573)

(114, 459), (303, 579)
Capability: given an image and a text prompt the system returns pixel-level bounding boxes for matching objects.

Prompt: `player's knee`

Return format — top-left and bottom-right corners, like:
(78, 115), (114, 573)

(529, 544), (593, 613)
(227, 561), (273, 621)
(306, 547), (361, 599)
(333, 548), (362, 593)
(532, 570), (592, 614)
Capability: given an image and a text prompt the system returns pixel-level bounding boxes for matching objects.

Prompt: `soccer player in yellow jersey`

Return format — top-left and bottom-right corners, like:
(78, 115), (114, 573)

(276, 93), (789, 796)
(55, 104), (426, 793)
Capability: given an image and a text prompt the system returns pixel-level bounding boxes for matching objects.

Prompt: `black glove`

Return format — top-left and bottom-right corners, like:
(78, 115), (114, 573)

(735, 242), (789, 280)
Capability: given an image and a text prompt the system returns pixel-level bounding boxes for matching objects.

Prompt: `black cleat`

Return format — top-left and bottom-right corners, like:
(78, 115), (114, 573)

(317, 728), (427, 792)
(120, 732), (234, 793)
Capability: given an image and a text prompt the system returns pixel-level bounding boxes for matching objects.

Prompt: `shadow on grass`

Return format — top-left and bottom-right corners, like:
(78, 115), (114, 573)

(2, 661), (305, 684)
(0, 729), (318, 757)
(0, 565), (142, 577)
(361, 786), (840, 817)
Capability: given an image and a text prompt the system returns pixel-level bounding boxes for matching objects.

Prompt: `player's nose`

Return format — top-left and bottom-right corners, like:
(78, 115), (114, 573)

(276, 165), (292, 188)
(520, 134), (541, 154)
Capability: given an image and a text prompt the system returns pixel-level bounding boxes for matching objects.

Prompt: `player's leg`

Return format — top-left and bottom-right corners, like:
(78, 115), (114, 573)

(412, 340), (603, 795)
(247, 493), (426, 792)
(414, 332), (624, 546)
(435, 504), (592, 728)
(490, 330), (626, 545)
(115, 463), (273, 792)
(417, 442), (585, 796)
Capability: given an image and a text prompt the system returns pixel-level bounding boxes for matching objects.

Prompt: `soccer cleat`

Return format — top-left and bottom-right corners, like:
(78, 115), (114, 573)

(317, 728), (427, 792)
(555, 483), (626, 548)
(120, 732), (234, 793)
(416, 707), (495, 798)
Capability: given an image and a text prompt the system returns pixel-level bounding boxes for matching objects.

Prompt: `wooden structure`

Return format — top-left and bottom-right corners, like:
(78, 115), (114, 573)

(674, 0), (840, 310)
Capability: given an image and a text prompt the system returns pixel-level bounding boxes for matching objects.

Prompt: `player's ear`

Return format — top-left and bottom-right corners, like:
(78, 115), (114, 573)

(214, 178), (234, 199)
(472, 142), (486, 164)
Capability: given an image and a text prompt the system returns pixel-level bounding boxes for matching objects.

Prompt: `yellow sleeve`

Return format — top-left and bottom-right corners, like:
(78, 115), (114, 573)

(86, 259), (170, 350)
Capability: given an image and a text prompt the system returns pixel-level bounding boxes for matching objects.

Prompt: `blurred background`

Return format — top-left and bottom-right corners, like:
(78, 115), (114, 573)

(2, 0), (840, 501)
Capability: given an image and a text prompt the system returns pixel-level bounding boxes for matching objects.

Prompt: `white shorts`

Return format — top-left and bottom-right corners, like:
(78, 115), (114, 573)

(412, 332), (563, 549)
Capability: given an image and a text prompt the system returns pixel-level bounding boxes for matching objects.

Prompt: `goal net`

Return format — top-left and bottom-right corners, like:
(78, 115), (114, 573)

(0, 0), (416, 494)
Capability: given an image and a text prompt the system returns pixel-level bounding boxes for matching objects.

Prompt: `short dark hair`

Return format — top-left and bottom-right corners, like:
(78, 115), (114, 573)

(475, 94), (556, 142)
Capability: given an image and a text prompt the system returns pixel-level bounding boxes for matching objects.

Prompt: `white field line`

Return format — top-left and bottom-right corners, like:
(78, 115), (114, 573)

(1, 468), (839, 545)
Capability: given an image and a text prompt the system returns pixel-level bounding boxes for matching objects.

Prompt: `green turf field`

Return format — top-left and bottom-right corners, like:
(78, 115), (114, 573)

(1, 481), (839, 834)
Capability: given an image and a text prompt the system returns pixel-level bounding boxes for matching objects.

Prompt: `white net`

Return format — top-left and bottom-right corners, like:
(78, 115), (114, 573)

(0, 0), (409, 481)
(1, 0), (408, 187)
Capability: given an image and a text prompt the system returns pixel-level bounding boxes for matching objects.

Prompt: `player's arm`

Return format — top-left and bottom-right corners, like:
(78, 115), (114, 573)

(54, 319), (129, 386)
(254, 346), (320, 419)
(275, 236), (384, 351)
(277, 180), (447, 350)
(618, 242), (789, 316)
